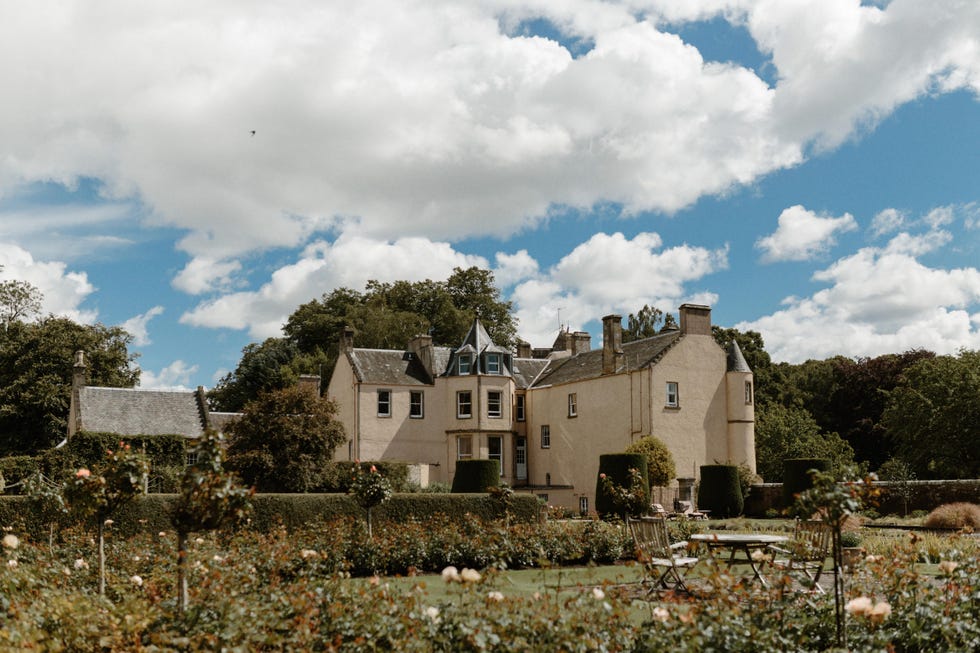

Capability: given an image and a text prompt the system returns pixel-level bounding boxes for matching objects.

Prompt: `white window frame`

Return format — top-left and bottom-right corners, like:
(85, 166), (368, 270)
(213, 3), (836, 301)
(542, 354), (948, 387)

(579, 496), (589, 515)
(515, 394), (526, 422)
(568, 393), (577, 418)
(457, 435), (472, 460)
(458, 354), (471, 375)
(457, 390), (472, 418)
(377, 389), (392, 417)
(745, 380), (753, 405)
(488, 435), (503, 476)
(486, 353), (501, 375)
(410, 390), (424, 418)
(665, 382), (679, 408)
(487, 390), (502, 418)
(540, 424), (550, 449)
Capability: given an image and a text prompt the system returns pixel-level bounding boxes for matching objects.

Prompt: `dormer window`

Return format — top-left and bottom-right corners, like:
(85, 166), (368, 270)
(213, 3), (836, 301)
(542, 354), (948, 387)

(458, 354), (471, 375)
(486, 353), (501, 375)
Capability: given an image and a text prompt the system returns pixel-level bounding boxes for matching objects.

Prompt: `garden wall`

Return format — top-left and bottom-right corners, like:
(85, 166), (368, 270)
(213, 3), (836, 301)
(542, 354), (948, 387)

(744, 479), (980, 517)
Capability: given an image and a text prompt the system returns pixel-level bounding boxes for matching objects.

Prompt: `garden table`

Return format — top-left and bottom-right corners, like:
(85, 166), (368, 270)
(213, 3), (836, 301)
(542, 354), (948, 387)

(689, 533), (788, 587)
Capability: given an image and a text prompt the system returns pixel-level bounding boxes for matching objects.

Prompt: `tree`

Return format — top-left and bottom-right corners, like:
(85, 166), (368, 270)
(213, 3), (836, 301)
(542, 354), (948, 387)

(208, 338), (322, 412)
(0, 317), (138, 455)
(882, 350), (980, 479)
(625, 436), (676, 487)
(0, 278), (42, 332)
(224, 385), (347, 492)
(623, 305), (676, 343)
(753, 403), (855, 482)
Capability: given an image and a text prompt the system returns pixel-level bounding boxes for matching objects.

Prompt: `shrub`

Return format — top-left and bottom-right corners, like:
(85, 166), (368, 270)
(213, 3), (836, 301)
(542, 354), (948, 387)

(0, 456), (39, 494)
(624, 436), (676, 487)
(595, 453), (648, 519)
(698, 464), (743, 518)
(923, 502), (980, 530)
(451, 460), (500, 492)
(783, 458), (830, 506)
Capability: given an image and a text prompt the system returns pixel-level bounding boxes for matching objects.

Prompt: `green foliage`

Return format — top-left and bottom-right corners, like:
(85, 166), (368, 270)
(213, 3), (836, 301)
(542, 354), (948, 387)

(595, 453), (648, 519)
(0, 456), (39, 494)
(0, 277), (42, 331)
(451, 459), (501, 493)
(697, 464), (743, 518)
(0, 317), (138, 455)
(225, 385), (347, 492)
(623, 304), (676, 342)
(883, 349), (980, 479)
(319, 460), (411, 492)
(923, 503), (980, 530)
(624, 435), (676, 487)
(782, 458), (831, 506)
(63, 442), (148, 525)
(171, 433), (253, 534)
(755, 403), (854, 482)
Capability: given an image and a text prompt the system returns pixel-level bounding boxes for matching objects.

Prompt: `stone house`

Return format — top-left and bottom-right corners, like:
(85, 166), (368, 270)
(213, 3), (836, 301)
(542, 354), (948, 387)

(326, 304), (755, 513)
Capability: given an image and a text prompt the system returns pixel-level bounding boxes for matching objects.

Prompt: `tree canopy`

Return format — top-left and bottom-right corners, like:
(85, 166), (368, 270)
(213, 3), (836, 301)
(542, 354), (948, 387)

(753, 403), (855, 482)
(224, 385), (347, 492)
(623, 305), (676, 343)
(625, 435), (676, 487)
(0, 316), (138, 455)
(211, 267), (516, 411)
(0, 276), (42, 332)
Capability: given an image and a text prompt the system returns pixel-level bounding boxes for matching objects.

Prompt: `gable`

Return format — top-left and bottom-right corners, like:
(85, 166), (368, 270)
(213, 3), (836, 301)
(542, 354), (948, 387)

(532, 331), (682, 387)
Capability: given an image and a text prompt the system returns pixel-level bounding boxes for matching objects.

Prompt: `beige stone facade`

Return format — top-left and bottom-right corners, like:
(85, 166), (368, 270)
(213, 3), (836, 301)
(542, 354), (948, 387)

(326, 304), (755, 513)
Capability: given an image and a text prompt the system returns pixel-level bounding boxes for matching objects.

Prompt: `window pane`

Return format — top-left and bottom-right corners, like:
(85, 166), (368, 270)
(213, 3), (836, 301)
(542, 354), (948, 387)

(516, 395), (525, 421)
(745, 381), (753, 405)
(487, 353), (500, 374)
(457, 435), (472, 459)
(458, 355), (471, 374)
(666, 382), (679, 407)
(377, 389), (391, 416)
(457, 391), (472, 418)
(488, 390), (502, 418)
(541, 424), (550, 448)
(488, 435), (503, 475)
(410, 391), (424, 418)
(568, 393), (577, 417)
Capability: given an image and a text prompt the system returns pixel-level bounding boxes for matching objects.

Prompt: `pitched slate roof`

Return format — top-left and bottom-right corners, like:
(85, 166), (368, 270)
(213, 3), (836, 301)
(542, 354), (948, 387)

(348, 348), (450, 386)
(458, 318), (511, 355)
(511, 358), (550, 389)
(532, 330), (683, 387)
(78, 386), (208, 438)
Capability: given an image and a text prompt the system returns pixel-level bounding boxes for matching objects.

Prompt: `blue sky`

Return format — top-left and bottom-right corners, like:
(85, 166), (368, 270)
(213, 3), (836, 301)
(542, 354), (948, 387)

(1, 1), (978, 390)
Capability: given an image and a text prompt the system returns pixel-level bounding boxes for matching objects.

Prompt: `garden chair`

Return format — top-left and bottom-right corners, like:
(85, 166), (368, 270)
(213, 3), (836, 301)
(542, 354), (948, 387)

(769, 519), (832, 593)
(627, 516), (699, 594)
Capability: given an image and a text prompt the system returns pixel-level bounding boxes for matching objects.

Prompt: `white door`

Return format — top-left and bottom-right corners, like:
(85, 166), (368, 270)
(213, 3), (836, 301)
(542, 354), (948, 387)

(515, 436), (527, 480)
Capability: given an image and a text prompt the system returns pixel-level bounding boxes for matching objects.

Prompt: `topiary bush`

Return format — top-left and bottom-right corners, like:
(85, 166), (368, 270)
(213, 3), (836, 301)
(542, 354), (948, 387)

(698, 464), (743, 518)
(923, 502), (980, 530)
(595, 453), (649, 519)
(451, 460), (500, 493)
(624, 436), (676, 487)
(782, 458), (830, 506)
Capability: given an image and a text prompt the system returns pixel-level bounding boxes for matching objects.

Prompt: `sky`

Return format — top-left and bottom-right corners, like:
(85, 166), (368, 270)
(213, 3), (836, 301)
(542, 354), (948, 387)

(1, 0), (979, 390)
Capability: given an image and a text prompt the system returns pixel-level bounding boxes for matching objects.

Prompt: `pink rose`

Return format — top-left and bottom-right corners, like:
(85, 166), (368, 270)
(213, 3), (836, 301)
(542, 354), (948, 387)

(76, 469), (91, 478)
(370, 465), (378, 473)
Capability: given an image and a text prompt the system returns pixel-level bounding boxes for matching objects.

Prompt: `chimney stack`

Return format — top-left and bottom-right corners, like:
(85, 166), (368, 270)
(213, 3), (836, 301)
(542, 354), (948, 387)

(339, 326), (354, 354)
(571, 331), (591, 355)
(602, 315), (623, 375)
(297, 375), (321, 396)
(68, 351), (87, 438)
(516, 341), (532, 359)
(679, 304), (712, 336)
(408, 334), (435, 379)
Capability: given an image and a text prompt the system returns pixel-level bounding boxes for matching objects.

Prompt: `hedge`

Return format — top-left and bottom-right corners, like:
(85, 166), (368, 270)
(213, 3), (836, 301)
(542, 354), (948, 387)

(318, 461), (411, 493)
(782, 458), (830, 506)
(595, 453), (649, 519)
(451, 460), (501, 493)
(0, 492), (539, 538)
(698, 464), (743, 518)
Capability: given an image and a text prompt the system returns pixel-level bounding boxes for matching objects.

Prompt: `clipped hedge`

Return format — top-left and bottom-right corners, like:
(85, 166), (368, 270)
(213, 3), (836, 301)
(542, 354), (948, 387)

(68, 431), (187, 469)
(0, 456), (39, 494)
(595, 453), (649, 519)
(451, 460), (501, 493)
(783, 458), (830, 506)
(0, 492), (540, 538)
(698, 464), (743, 518)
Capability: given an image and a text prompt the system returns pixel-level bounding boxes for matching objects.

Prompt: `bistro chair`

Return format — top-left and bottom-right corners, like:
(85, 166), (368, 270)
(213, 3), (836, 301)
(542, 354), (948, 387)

(768, 519), (832, 593)
(627, 516), (699, 594)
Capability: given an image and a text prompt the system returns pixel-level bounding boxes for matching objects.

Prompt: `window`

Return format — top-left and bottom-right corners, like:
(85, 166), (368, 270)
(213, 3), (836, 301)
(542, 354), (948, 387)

(579, 496), (589, 516)
(540, 424), (550, 448)
(377, 389), (392, 416)
(665, 382), (679, 408)
(410, 391), (424, 418)
(488, 435), (503, 475)
(486, 353), (501, 374)
(537, 494), (549, 503)
(457, 391), (472, 418)
(185, 451), (199, 467)
(457, 435), (472, 460)
(568, 393), (577, 417)
(515, 394), (526, 422)
(745, 380), (753, 405)
(487, 390), (502, 418)
(457, 354), (471, 375)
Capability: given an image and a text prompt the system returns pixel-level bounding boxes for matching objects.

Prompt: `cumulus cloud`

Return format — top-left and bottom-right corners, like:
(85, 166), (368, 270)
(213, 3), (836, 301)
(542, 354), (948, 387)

(180, 235), (487, 338)
(139, 360), (199, 391)
(119, 306), (164, 347)
(0, 242), (96, 323)
(870, 208), (906, 238)
(740, 227), (980, 361)
(756, 205), (857, 263)
(510, 232), (727, 345)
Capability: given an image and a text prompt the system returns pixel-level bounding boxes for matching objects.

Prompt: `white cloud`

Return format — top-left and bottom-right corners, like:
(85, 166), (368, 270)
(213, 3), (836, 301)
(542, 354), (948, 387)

(511, 231), (727, 345)
(180, 235), (487, 338)
(172, 258), (243, 295)
(0, 242), (96, 322)
(756, 205), (857, 263)
(493, 250), (539, 288)
(139, 360), (199, 391)
(870, 208), (906, 237)
(119, 306), (164, 347)
(740, 228), (980, 361)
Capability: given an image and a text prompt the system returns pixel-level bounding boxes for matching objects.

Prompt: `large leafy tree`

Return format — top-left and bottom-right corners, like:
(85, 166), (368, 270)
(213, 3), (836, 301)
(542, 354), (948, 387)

(224, 385), (347, 492)
(0, 276), (42, 332)
(623, 305), (677, 343)
(882, 350), (980, 479)
(754, 403), (855, 482)
(0, 317), (138, 455)
(213, 267), (516, 411)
